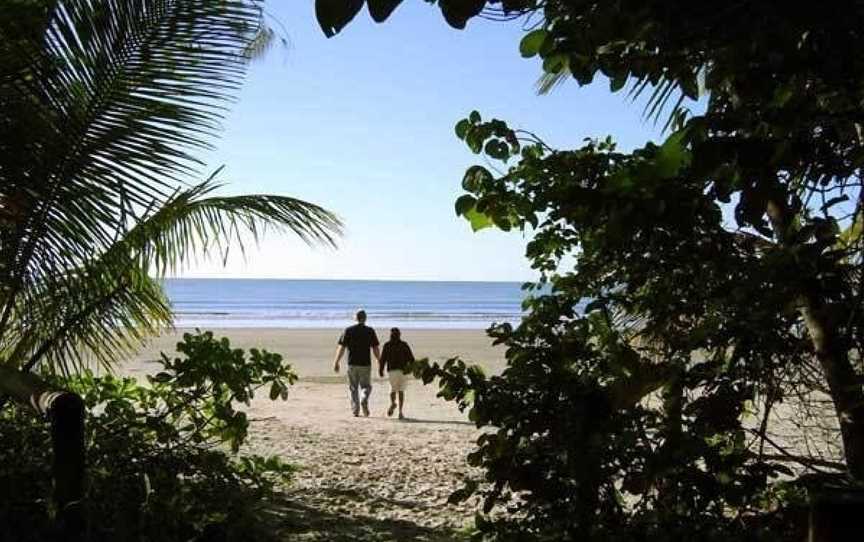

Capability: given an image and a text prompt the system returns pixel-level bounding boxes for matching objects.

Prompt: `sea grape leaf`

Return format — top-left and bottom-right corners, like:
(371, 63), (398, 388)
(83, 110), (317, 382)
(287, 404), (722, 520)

(520, 29), (547, 58)
(439, 0), (486, 29)
(316, 0), (364, 37)
(464, 207), (494, 231)
(367, 0), (403, 22)
(653, 129), (690, 179)
(455, 194), (477, 216)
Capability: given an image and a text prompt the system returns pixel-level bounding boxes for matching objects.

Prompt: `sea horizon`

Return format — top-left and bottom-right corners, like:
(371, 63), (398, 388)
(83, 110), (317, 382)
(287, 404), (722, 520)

(162, 278), (531, 330)
(164, 276), (533, 285)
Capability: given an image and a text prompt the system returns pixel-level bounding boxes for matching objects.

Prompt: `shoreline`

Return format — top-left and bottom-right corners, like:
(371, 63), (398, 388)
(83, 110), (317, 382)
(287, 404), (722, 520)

(164, 276), (527, 284)
(132, 326), (504, 334)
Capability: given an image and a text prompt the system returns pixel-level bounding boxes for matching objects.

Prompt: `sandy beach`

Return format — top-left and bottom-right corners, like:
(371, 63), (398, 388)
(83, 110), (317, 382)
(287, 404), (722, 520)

(122, 328), (506, 541)
(124, 327), (507, 380)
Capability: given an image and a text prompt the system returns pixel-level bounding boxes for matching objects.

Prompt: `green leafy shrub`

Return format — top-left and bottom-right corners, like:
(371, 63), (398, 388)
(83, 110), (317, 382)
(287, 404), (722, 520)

(409, 115), (823, 540)
(0, 330), (296, 542)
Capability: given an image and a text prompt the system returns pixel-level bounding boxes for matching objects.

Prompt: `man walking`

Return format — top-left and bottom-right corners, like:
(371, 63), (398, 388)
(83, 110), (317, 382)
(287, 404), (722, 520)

(333, 310), (380, 417)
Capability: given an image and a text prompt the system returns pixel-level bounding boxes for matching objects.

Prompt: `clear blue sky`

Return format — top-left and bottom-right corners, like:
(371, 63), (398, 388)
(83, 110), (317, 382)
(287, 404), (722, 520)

(185, 1), (671, 282)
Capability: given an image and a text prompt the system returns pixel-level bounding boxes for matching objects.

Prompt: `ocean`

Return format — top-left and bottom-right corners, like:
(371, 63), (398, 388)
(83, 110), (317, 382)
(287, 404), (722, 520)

(163, 279), (527, 329)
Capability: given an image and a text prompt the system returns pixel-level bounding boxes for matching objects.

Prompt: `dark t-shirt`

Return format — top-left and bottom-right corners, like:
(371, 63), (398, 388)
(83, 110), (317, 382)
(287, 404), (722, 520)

(338, 324), (379, 366)
(381, 340), (414, 372)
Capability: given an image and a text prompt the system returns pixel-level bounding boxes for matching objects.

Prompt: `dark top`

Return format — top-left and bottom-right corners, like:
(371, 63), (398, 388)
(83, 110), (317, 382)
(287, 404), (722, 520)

(338, 324), (379, 366)
(381, 340), (414, 372)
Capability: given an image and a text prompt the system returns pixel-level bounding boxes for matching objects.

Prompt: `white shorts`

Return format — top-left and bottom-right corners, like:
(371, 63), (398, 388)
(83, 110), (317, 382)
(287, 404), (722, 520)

(388, 370), (409, 393)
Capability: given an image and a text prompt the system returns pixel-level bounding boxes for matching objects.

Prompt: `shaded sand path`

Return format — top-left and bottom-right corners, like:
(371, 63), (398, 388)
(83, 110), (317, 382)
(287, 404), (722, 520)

(123, 328), (505, 541)
(248, 381), (481, 541)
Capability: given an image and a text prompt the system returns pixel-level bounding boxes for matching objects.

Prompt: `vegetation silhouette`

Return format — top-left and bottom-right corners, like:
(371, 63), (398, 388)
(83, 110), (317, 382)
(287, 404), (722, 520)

(0, 331), (298, 541)
(320, 1), (864, 540)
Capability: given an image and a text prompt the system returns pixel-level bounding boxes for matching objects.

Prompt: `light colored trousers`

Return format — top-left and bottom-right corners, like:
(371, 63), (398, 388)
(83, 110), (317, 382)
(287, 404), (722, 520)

(347, 365), (372, 414)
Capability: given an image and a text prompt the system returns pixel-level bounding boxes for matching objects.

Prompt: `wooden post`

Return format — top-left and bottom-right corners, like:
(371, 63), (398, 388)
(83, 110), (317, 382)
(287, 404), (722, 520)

(0, 367), (85, 539)
(47, 391), (85, 539)
(809, 485), (864, 542)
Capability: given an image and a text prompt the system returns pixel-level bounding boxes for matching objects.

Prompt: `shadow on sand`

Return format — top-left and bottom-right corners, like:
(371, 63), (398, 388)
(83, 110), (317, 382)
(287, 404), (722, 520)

(391, 417), (474, 427)
(266, 492), (468, 542)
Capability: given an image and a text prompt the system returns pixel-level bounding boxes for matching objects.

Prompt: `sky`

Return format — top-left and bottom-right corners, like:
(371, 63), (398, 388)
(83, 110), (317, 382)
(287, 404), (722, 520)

(184, 1), (671, 282)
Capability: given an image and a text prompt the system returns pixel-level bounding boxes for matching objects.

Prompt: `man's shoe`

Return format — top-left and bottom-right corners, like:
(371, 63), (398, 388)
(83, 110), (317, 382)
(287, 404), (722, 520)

(362, 403), (370, 417)
(387, 404), (396, 417)
(353, 410), (359, 417)
(398, 412), (405, 420)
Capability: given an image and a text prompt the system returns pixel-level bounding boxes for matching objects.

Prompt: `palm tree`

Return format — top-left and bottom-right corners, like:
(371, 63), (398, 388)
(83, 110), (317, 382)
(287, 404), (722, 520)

(0, 2), (340, 527)
(0, 0), (341, 382)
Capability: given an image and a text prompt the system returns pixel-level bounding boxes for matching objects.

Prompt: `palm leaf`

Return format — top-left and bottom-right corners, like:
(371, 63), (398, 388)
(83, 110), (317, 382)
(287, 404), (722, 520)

(0, 1), (345, 376)
(535, 67), (690, 132)
(4, 179), (341, 374)
(122, 176), (343, 276)
(0, 0), (265, 340)
(244, 24), (277, 60)
(6, 266), (171, 376)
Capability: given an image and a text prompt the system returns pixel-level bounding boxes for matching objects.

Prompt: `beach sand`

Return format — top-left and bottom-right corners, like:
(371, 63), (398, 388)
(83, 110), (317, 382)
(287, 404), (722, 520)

(124, 327), (507, 379)
(122, 328), (506, 541)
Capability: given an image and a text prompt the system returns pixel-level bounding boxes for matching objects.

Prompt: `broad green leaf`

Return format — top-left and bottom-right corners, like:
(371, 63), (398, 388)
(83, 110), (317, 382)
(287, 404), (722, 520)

(542, 54), (568, 74)
(485, 140), (509, 160)
(492, 213), (512, 231)
(462, 165), (493, 192)
(439, 0), (485, 29)
(610, 73), (628, 92)
(464, 207), (494, 232)
(455, 194), (477, 216)
(466, 131), (483, 153)
(455, 118), (471, 139)
(367, 0), (404, 22)
(653, 130), (690, 179)
(519, 29), (548, 58)
(316, 0), (364, 38)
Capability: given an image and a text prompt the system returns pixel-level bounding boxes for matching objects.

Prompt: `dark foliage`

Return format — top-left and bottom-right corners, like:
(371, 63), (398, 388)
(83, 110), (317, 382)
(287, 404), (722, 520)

(320, 1), (864, 539)
(0, 331), (296, 542)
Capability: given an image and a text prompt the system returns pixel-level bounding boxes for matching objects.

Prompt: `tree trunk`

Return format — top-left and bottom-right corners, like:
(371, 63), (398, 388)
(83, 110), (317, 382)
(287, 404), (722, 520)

(0, 366), (85, 538)
(809, 485), (864, 542)
(658, 371), (684, 502)
(800, 300), (864, 480)
(766, 197), (864, 479)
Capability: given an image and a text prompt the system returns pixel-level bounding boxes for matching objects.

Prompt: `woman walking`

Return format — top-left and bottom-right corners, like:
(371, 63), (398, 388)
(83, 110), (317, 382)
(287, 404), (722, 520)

(379, 327), (414, 419)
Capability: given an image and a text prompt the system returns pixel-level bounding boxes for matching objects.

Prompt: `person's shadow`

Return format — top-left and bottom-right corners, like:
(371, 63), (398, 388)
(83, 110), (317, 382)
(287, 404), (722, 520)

(270, 495), (461, 542)
(390, 417), (473, 427)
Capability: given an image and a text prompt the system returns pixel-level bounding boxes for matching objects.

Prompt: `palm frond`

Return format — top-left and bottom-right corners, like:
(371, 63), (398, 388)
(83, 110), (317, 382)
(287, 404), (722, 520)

(0, 0), (264, 338)
(534, 66), (690, 132)
(120, 177), (343, 276)
(633, 76), (687, 132)
(0, 1), (343, 376)
(535, 70), (569, 95)
(7, 266), (171, 376)
(244, 24), (276, 60)
(1, 178), (341, 374)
